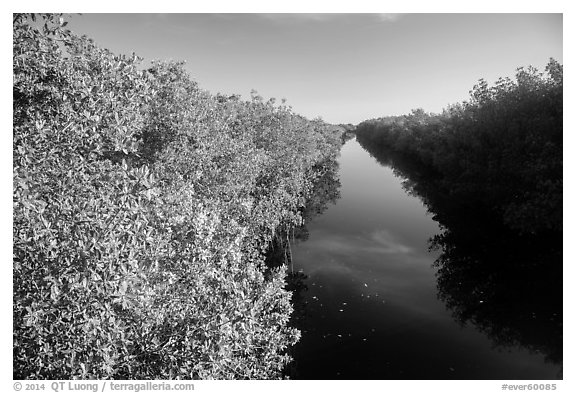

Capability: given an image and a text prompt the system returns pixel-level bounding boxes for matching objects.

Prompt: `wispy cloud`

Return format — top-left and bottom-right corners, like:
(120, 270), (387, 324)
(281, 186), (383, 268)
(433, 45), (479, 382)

(258, 13), (403, 24)
(258, 13), (346, 23)
(376, 13), (403, 22)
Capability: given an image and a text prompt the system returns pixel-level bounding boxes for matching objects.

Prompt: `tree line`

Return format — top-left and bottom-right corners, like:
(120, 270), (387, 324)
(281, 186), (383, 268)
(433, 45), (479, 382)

(13, 14), (343, 379)
(355, 58), (562, 237)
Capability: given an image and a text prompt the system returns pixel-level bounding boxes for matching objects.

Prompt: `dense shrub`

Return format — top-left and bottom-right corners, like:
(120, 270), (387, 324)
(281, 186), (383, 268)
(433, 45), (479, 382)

(13, 14), (342, 379)
(353, 62), (563, 366)
(355, 60), (562, 235)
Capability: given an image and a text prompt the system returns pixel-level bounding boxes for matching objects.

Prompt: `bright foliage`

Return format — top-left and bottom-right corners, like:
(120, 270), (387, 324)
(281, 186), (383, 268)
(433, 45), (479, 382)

(13, 14), (342, 379)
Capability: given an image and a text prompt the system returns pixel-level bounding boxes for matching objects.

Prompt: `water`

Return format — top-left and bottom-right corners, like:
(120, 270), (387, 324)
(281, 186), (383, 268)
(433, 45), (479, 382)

(288, 138), (562, 379)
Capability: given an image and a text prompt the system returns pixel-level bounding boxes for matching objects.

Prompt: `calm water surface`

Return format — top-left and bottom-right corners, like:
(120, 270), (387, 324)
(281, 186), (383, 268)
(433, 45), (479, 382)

(289, 138), (561, 379)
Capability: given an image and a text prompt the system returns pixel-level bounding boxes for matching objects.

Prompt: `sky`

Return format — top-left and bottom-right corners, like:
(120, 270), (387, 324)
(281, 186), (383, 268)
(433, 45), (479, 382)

(65, 13), (562, 125)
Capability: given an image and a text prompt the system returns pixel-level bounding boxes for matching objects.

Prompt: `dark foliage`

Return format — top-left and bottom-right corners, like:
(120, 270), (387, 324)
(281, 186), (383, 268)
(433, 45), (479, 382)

(355, 60), (562, 235)
(358, 116), (562, 371)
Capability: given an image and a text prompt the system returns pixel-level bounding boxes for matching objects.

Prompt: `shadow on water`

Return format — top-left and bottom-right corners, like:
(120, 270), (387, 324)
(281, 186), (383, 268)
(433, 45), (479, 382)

(358, 140), (563, 377)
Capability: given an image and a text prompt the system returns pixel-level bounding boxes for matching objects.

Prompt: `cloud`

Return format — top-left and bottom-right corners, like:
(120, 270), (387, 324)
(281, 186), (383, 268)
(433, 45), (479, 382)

(258, 13), (404, 23)
(376, 13), (403, 22)
(255, 13), (405, 27)
(258, 13), (345, 22)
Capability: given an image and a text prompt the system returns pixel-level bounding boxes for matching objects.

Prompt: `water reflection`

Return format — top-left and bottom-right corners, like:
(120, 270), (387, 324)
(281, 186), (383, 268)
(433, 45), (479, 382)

(358, 140), (563, 374)
(264, 157), (342, 268)
(262, 155), (342, 369)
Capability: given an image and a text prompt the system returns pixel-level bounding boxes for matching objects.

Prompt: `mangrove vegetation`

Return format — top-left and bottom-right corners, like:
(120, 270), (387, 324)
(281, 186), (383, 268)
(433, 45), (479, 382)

(13, 14), (343, 379)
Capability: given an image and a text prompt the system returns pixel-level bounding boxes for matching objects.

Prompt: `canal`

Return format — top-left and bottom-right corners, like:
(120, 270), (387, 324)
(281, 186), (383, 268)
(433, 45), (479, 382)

(288, 137), (562, 380)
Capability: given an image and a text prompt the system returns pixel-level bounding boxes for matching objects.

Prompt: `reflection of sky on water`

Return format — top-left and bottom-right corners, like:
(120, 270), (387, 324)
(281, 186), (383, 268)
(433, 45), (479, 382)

(289, 138), (560, 380)
(294, 227), (436, 308)
(294, 139), (443, 321)
(311, 229), (414, 256)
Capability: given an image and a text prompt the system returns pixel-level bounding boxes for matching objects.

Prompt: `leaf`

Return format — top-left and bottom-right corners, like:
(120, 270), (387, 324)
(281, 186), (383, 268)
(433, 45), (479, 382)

(50, 284), (60, 300)
(120, 280), (127, 295)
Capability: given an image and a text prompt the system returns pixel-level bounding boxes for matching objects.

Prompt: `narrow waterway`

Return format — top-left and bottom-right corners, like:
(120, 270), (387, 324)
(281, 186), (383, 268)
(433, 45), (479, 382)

(288, 138), (561, 379)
